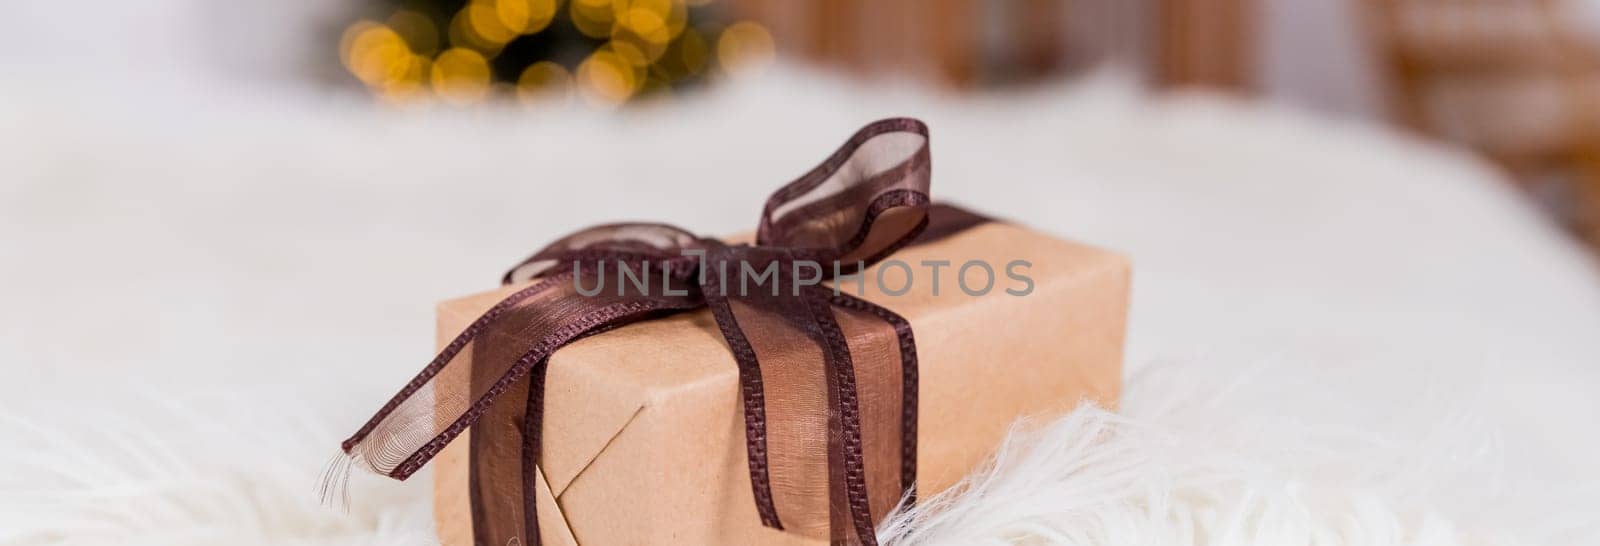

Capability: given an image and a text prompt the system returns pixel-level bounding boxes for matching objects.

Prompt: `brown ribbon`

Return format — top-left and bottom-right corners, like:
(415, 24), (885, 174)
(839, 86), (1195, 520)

(338, 118), (933, 545)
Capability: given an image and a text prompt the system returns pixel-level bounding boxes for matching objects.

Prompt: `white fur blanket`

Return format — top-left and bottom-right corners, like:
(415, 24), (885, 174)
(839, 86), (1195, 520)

(3, 70), (1598, 545)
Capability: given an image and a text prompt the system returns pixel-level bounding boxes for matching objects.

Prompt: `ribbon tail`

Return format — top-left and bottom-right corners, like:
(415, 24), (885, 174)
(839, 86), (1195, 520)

(827, 291), (918, 509)
(338, 275), (569, 479)
(337, 263), (700, 546)
(703, 283), (784, 530)
(803, 289), (879, 546)
(521, 359), (549, 546)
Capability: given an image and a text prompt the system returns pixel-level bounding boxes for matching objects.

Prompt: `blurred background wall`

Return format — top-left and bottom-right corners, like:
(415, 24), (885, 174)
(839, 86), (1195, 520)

(7, 0), (1598, 100)
(6, 0), (1600, 251)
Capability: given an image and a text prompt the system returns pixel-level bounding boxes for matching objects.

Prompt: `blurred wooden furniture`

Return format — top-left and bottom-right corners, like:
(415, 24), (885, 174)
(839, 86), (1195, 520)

(729, 0), (1258, 90)
(725, 0), (1073, 87)
(1157, 0), (1256, 90)
(1364, 0), (1600, 247)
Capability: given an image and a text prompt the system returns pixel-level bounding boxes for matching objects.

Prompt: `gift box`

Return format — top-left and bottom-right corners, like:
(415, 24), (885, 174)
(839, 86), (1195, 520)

(336, 119), (1129, 546)
(429, 210), (1129, 545)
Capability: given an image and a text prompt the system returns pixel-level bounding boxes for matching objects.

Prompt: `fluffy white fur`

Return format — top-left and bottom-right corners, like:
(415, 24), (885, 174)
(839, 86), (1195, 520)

(3, 65), (1599, 545)
(883, 362), (1535, 546)
(7, 355), (1591, 545)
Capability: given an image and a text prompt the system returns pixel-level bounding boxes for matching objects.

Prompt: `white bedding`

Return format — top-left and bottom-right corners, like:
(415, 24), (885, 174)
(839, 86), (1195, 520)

(3, 68), (1598, 544)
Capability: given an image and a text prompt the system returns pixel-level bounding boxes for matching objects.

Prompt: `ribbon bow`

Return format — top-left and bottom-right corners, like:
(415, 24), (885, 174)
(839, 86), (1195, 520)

(337, 118), (932, 545)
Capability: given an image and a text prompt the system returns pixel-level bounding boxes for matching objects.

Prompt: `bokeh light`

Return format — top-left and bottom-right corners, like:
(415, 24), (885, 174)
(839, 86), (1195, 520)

(570, 0), (616, 39)
(495, 0), (532, 33)
(342, 21), (414, 88)
(517, 61), (573, 106)
(387, 10), (440, 56)
(466, 0), (519, 46)
(431, 47), (493, 104)
(649, 27), (707, 80)
(716, 21), (775, 77)
(379, 54), (433, 103)
(678, 28), (709, 75)
(340, 0), (742, 107)
(577, 46), (640, 107)
(449, 6), (506, 56)
(611, 9), (671, 67)
(500, 0), (559, 35)
(614, 0), (687, 38)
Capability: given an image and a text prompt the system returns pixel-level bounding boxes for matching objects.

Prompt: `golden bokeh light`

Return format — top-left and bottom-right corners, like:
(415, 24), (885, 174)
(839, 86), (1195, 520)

(611, 8), (671, 67)
(498, 0), (559, 35)
(339, 20), (378, 70)
(343, 0), (717, 106)
(467, 0), (519, 45)
(577, 47), (640, 107)
(360, 52), (432, 106)
(383, 54), (433, 102)
(631, 76), (674, 104)
(648, 27), (707, 81)
(678, 28), (709, 75)
(664, 1), (689, 39)
(569, 0), (616, 39)
(716, 21), (775, 77)
(517, 61), (574, 106)
(342, 21), (415, 88)
(449, 7), (506, 56)
(386, 10), (439, 56)
(613, 0), (687, 38)
(431, 47), (493, 104)
(495, 0), (532, 32)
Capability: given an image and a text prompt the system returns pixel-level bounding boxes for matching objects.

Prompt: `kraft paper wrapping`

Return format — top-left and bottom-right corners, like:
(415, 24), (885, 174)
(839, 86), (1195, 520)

(432, 220), (1130, 545)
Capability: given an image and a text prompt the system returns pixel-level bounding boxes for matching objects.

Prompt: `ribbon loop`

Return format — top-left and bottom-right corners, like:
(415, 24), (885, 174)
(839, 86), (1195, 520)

(759, 118), (932, 268)
(504, 223), (700, 285)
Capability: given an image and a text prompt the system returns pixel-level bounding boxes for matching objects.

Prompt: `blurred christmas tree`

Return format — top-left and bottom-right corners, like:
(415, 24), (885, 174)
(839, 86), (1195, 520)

(339, 0), (773, 107)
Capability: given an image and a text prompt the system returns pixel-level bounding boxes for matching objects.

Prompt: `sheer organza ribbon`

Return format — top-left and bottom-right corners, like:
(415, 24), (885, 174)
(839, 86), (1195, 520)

(336, 118), (933, 546)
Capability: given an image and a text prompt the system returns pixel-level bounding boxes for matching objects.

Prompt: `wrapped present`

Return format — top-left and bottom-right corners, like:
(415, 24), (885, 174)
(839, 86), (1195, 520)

(335, 119), (1129, 546)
